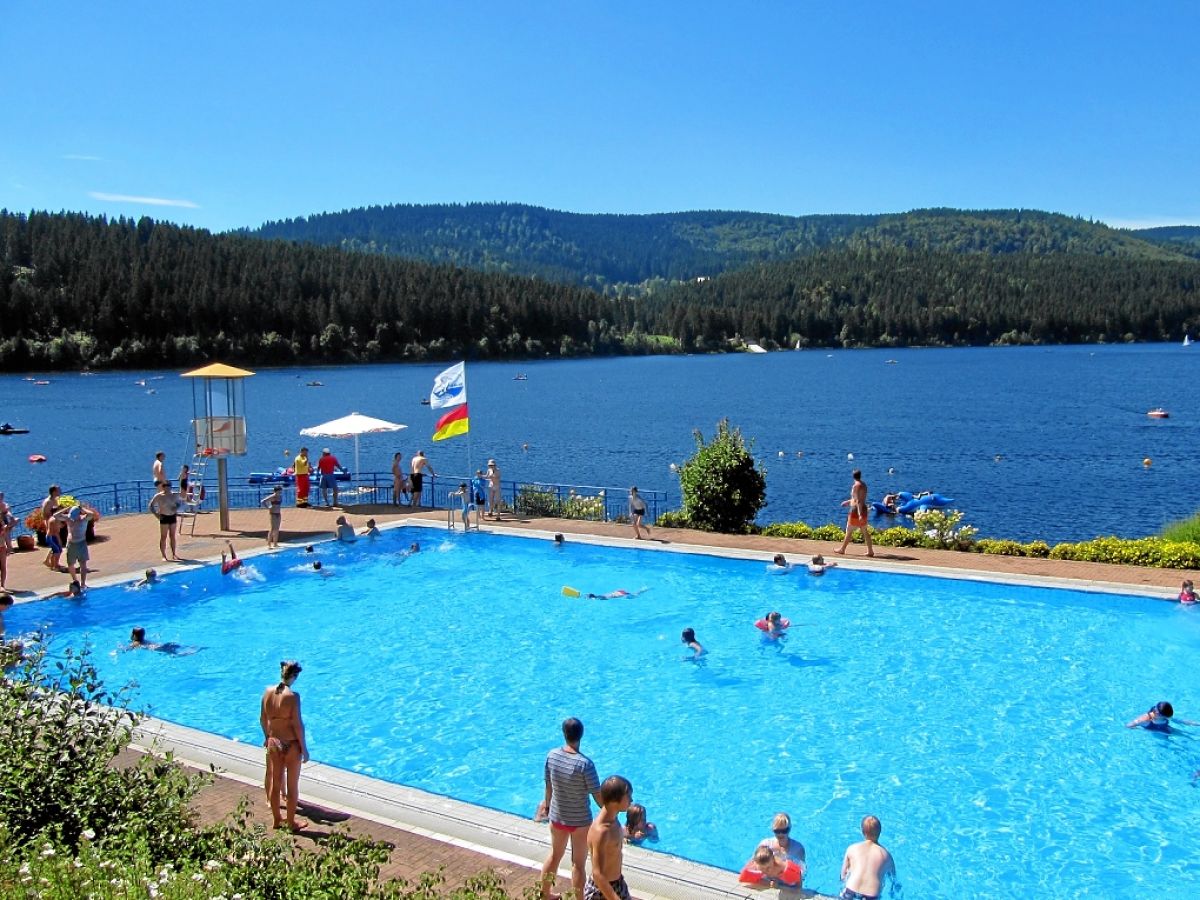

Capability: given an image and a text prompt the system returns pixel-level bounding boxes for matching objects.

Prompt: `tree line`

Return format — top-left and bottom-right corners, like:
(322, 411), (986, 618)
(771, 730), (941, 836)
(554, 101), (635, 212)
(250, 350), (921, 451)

(3, 210), (1199, 372)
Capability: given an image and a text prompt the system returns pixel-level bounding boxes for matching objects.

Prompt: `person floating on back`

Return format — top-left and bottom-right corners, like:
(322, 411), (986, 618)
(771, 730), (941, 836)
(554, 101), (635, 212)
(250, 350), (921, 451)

(839, 815), (896, 900)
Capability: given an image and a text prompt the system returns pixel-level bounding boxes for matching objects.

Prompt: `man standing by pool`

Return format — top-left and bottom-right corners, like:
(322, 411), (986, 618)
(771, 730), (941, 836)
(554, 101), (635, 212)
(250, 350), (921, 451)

(410, 450), (436, 508)
(536, 717), (602, 900)
(64, 503), (98, 590)
(837, 469), (874, 557)
(839, 815), (895, 900)
(316, 448), (340, 508)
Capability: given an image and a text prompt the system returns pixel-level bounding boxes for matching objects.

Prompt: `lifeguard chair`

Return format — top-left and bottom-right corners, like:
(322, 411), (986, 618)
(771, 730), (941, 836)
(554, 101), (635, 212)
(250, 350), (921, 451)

(181, 363), (254, 531)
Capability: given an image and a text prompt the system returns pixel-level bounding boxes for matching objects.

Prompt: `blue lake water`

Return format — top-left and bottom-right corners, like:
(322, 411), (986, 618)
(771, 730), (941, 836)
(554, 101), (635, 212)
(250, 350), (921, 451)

(1, 344), (1196, 542)
(7, 527), (1200, 898)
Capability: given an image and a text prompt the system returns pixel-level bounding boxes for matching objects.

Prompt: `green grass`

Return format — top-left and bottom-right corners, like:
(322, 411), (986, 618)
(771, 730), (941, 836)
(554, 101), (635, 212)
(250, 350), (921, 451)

(1161, 513), (1200, 544)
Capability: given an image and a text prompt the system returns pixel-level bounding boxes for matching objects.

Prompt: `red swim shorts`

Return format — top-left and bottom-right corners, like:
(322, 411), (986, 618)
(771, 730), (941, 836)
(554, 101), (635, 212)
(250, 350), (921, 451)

(849, 511), (868, 528)
(551, 821), (583, 833)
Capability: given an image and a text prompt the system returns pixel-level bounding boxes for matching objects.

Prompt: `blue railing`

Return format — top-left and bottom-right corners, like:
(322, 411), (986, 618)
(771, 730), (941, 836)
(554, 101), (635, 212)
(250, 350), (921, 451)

(8, 474), (665, 535)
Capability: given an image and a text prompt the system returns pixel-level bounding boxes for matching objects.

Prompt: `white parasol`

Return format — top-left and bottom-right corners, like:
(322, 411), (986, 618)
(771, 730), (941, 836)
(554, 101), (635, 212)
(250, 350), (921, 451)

(300, 412), (407, 485)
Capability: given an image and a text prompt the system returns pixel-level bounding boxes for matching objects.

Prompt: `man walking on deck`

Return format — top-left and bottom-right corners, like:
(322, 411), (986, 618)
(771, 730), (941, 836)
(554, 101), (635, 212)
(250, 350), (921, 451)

(838, 469), (874, 557)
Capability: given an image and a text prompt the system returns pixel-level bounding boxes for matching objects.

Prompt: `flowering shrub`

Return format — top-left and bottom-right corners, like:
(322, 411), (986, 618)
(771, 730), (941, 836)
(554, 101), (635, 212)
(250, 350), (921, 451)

(913, 509), (977, 551)
(514, 486), (607, 521)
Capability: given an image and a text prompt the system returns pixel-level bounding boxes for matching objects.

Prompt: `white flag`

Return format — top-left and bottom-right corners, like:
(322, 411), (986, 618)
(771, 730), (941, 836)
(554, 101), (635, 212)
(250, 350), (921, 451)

(430, 362), (467, 409)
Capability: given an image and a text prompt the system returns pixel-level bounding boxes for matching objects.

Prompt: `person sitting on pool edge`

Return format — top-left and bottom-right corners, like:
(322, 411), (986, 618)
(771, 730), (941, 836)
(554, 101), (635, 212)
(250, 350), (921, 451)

(1127, 701), (1200, 731)
(334, 515), (357, 542)
(681, 628), (704, 658)
(1179, 580), (1197, 604)
(220, 541), (242, 574)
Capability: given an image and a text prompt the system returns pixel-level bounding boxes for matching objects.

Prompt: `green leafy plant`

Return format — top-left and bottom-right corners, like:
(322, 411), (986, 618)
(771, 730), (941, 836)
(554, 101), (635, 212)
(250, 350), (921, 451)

(912, 508), (977, 551)
(676, 419), (766, 533)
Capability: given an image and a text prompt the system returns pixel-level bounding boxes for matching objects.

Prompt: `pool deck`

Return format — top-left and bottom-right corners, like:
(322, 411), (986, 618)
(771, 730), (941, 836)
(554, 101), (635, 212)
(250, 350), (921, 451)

(6, 501), (1197, 899)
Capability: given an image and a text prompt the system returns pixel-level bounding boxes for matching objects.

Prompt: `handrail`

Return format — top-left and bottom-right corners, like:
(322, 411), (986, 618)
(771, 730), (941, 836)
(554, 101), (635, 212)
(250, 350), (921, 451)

(7, 474), (666, 535)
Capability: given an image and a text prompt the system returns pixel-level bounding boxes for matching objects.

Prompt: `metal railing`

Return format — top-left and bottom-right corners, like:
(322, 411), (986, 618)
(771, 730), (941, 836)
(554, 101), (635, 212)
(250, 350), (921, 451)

(8, 474), (665, 535)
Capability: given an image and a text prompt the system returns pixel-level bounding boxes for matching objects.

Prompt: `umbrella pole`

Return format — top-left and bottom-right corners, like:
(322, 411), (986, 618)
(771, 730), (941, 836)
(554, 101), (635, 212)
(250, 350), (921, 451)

(354, 435), (360, 497)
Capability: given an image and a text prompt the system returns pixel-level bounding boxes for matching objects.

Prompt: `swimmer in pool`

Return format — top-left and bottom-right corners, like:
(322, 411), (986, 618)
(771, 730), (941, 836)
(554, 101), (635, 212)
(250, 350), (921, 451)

(1179, 580), (1197, 604)
(623, 803), (658, 844)
(681, 627), (705, 658)
(334, 515), (357, 542)
(1127, 701), (1200, 731)
(400, 542), (420, 558)
(808, 554), (836, 576)
(127, 627), (191, 655)
(220, 541), (242, 574)
(361, 518), (380, 538)
(760, 611), (788, 640)
(586, 588), (648, 599)
(134, 568), (158, 587)
(768, 554), (792, 573)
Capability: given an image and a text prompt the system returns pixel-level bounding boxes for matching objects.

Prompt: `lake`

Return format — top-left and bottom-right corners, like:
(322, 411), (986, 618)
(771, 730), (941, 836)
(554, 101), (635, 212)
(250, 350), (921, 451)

(0, 344), (1195, 543)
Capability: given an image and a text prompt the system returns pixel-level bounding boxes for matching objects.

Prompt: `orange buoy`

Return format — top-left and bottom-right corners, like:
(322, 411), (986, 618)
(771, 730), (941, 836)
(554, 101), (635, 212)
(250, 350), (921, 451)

(28, 454), (46, 463)
(1143, 458), (1152, 467)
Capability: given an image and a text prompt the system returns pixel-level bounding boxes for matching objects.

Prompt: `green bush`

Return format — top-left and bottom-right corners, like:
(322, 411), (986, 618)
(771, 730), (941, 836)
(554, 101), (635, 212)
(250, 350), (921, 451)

(1024, 540), (1051, 558)
(1049, 536), (1200, 569)
(761, 522), (814, 539)
(513, 485), (607, 522)
(654, 510), (691, 529)
(912, 509), (977, 551)
(676, 419), (766, 533)
(0, 641), (537, 899)
(977, 538), (1028, 556)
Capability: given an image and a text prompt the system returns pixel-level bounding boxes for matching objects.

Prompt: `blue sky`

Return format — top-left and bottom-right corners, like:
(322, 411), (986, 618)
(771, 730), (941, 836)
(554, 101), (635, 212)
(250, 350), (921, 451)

(3, 2), (1197, 233)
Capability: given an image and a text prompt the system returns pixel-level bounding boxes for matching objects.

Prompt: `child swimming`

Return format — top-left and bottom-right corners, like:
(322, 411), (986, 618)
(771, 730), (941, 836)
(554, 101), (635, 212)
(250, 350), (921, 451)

(623, 803), (658, 844)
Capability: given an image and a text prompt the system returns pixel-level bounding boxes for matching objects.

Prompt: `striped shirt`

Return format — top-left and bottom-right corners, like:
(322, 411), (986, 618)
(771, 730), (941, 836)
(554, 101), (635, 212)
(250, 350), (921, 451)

(545, 746), (599, 827)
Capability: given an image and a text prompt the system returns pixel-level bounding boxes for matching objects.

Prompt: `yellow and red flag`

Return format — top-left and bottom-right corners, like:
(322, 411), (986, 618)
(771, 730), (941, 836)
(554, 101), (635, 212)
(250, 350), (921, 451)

(432, 403), (469, 441)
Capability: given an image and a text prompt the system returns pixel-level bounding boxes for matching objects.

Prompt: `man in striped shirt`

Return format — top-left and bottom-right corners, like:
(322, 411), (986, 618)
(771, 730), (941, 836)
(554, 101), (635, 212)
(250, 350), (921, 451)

(536, 717), (602, 900)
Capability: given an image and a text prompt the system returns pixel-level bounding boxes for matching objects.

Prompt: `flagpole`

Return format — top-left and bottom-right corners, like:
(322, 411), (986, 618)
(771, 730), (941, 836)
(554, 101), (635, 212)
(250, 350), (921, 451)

(465, 363), (473, 479)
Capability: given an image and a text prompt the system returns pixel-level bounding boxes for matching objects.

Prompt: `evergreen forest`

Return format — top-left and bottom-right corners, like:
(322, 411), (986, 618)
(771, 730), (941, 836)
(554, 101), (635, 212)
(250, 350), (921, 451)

(249, 202), (1197, 290)
(2, 208), (1199, 372)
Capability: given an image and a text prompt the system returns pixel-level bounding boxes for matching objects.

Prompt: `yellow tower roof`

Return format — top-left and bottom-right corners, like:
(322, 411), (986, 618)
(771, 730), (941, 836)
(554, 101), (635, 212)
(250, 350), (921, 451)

(180, 363), (256, 378)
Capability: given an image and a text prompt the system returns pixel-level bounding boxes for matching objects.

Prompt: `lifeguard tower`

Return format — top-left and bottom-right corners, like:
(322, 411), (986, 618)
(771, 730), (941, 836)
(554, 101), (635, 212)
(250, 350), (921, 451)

(181, 363), (254, 531)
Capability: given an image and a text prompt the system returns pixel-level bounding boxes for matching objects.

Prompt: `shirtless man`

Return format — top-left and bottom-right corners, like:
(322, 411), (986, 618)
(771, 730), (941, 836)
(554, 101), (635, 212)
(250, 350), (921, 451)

(152, 451), (165, 485)
(259, 660), (309, 832)
(149, 479), (182, 561)
(40, 485), (66, 571)
(839, 815), (896, 900)
(410, 450), (436, 508)
(838, 469), (874, 557)
(584, 775), (634, 900)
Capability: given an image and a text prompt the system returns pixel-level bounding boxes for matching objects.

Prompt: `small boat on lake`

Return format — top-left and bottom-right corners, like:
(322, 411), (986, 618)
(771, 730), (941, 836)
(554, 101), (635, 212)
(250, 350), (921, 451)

(306, 381), (323, 387)
(0, 423), (30, 435)
(513, 373), (528, 381)
(1147, 408), (1170, 419)
(1184, 335), (1192, 347)
(33, 380), (50, 386)
(420, 397), (431, 405)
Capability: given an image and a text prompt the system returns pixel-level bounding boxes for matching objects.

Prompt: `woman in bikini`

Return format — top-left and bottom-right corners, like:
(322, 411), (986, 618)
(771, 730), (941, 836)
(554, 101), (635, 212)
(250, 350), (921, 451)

(260, 660), (309, 831)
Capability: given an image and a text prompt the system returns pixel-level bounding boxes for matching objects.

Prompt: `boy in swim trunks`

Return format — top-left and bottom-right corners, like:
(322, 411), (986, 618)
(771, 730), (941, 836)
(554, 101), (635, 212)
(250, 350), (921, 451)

(220, 541), (242, 574)
(839, 815), (895, 900)
(838, 470), (874, 557)
(584, 775), (634, 900)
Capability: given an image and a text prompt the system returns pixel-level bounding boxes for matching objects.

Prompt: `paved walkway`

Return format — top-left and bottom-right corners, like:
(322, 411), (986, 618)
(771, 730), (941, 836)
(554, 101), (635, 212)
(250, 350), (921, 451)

(6, 501), (1196, 898)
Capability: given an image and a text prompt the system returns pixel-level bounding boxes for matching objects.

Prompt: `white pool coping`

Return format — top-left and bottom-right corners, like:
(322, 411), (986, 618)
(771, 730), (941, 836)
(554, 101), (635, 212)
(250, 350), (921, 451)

(131, 717), (832, 900)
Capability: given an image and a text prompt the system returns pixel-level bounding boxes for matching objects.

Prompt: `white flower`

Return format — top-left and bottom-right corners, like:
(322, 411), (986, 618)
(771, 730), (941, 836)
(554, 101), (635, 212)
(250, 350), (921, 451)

(18, 864), (30, 876)
(204, 860), (221, 871)
(192, 873), (205, 882)
(82, 828), (96, 841)
(41, 847), (55, 858)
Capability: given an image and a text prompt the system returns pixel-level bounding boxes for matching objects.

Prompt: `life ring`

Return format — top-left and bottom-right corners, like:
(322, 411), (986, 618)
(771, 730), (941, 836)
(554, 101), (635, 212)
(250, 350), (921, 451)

(28, 454), (46, 463)
(738, 859), (802, 886)
(755, 617), (790, 631)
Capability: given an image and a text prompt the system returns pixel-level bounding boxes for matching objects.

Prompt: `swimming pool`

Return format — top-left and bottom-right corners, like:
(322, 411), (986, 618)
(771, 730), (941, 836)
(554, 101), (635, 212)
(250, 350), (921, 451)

(9, 527), (1200, 897)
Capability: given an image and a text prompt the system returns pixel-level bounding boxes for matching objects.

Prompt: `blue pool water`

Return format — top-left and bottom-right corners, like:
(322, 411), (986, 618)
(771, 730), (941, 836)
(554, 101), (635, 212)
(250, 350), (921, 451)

(8, 527), (1200, 897)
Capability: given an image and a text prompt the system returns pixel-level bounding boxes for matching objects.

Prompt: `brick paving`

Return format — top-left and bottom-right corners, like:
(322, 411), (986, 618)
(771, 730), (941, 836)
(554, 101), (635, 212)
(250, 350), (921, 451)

(10, 501), (1198, 898)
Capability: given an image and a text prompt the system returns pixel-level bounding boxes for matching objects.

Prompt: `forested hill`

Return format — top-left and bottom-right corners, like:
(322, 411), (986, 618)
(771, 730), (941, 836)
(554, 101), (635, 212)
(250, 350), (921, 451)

(1132, 225), (1200, 260)
(0, 210), (644, 371)
(644, 247), (1200, 350)
(4, 210), (1199, 373)
(247, 203), (1192, 289)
